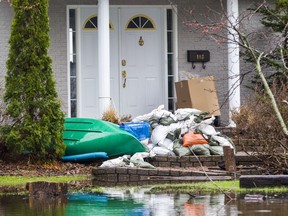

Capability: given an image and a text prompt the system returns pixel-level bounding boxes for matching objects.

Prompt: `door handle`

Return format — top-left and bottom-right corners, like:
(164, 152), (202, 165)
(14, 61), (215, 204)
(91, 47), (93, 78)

(122, 70), (126, 88)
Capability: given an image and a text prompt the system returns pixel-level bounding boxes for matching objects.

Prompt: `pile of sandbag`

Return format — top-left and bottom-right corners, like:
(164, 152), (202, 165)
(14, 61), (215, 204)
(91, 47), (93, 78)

(99, 152), (156, 169)
(132, 105), (235, 157)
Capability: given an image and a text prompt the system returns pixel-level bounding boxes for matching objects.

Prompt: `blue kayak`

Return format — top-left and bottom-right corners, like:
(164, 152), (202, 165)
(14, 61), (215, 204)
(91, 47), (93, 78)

(62, 152), (109, 162)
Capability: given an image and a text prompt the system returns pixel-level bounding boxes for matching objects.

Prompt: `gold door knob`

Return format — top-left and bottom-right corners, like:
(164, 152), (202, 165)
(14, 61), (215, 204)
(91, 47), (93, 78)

(122, 70), (127, 88)
(121, 60), (126, 66)
(122, 70), (126, 78)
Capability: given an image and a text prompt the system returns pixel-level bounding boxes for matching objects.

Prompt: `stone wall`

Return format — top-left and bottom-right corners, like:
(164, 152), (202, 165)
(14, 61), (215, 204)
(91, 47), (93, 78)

(92, 154), (265, 186)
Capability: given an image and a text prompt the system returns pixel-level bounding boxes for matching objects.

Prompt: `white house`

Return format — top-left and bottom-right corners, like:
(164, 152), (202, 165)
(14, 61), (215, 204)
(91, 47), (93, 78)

(0, 0), (268, 125)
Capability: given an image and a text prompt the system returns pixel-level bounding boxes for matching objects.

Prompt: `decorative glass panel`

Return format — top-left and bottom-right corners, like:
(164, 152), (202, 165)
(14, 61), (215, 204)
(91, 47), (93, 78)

(126, 14), (156, 30)
(69, 9), (77, 117)
(85, 16), (98, 29)
(70, 77), (77, 100)
(168, 99), (175, 112)
(167, 9), (172, 31)
(167, 32), (173, 53)
(71, 100), (77, 117)
(168, 54), (173, 75)
(70, 62), (76, 77)
(83, 15), (114, 30)
(69, 9), (76, 31)
(167, 9), (175, 113)
(168, 76), (174, 98)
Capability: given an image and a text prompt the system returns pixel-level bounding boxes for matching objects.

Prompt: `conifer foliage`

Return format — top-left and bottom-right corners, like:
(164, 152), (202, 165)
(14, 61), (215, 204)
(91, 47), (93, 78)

(2, 0), (66, 162)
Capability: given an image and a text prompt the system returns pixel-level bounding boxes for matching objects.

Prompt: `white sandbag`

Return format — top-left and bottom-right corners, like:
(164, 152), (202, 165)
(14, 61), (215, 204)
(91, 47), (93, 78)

(174, 108), (203, 121)
(151, 146), (170, 155)
(99, 155), (132, 168)
(176, 118), (197, 136)
(151, 122), (182, 145)
(158, 138), (174, 150)
(132, 105), (164, 122)
(211, 135), (234, 149)
(153, 109), (176, 121)
(140, 138), (149, 146)
(201, 116), (216, 125)
(197, 124), (219, 136)
(130, 151), (155, 163)
(147, 143), (156, 151)
(151, 125), (170, 145)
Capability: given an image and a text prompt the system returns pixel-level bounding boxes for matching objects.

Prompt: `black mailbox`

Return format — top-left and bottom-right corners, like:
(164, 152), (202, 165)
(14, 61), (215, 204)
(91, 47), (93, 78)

(187, 50), (210, 69)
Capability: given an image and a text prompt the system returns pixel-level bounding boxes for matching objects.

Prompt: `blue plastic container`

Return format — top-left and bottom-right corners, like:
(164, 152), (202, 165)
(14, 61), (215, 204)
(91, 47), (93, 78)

(119, 122), (150, 141)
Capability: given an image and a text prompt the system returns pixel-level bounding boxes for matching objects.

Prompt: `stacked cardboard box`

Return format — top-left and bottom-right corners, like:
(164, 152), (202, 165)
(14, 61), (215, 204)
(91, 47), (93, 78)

(175, 76), (221, 116)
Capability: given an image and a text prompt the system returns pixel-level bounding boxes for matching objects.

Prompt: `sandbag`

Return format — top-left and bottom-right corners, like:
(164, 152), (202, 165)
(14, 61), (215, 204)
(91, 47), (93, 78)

(197, 124), (219, 136)
(182, 131), (208, 147)
(130, 152), (156, 169)
(173, 139), (191, 157)
(151, 122), (183, 145)
(211, 135), (235, 149)
(130, 152), (154, 162)
(132, 160), (155, 169)
(209, 146), (224, 155)
(159, 116), (176, 126)
(99, 155), (132, 168)
(189, 144), (210, 156)
(151, 125), (170, 145)
(158, 138), (174, 150)
(147, 143), (156, 151)
(174, 108), (202, 121)
(151, 146), (171, 156)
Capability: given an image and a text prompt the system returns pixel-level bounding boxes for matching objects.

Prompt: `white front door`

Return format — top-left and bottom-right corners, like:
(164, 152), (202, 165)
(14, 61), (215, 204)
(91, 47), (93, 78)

(79, 7), (165, 118)
(119, 8), (164, 117)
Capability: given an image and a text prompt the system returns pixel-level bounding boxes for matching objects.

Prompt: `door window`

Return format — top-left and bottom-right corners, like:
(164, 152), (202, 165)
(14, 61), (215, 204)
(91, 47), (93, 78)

(83, 15), (114, 30)
(126, 14), (156, 30)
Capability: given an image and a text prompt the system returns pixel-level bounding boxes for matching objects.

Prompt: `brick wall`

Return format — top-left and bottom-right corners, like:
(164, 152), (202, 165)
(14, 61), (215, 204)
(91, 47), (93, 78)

(0, 2), (13, 88)
(92, 154), (264, 186)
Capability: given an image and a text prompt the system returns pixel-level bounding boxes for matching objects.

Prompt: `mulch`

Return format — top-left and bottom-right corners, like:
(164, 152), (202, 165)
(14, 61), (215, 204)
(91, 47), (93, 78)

(0, 160), (99, 177)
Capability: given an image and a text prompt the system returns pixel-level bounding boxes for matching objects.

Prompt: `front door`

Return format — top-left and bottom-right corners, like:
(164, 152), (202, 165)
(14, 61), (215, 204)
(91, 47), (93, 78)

(79, 7), (165, 118)
(119, 8), (164, 118)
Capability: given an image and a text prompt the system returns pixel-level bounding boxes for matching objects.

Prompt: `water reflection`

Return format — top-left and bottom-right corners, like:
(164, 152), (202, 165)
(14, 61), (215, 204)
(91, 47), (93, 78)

(0, 195), (67, 216)
(1, 189), (288, 216)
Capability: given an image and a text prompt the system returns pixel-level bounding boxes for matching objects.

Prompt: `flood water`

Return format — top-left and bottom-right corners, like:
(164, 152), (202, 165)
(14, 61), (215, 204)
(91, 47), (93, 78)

(1, 188), (288, 216)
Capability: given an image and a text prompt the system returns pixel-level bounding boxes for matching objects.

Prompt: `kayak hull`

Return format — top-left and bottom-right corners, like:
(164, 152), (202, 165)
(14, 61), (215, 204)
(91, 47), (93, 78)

(62, 152), (109, 162)
(63, 118), (147, 157)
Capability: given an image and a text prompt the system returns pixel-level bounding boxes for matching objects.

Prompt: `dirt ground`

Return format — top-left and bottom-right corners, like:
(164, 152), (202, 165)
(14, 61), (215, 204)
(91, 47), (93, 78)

(0, 160), (98, 177)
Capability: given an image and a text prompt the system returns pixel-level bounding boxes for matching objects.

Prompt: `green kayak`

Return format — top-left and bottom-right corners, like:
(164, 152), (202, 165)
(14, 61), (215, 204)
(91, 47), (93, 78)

(63, 118), (147, 157)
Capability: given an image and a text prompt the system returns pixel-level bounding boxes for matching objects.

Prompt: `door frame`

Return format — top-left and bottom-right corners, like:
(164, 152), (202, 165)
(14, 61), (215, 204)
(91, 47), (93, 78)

(66, 5), (178, 117)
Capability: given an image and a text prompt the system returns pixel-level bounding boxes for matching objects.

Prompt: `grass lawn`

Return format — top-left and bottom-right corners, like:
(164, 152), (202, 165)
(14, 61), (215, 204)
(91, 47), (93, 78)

(143, 180), (288, 194)
(0, 175), (88, 187)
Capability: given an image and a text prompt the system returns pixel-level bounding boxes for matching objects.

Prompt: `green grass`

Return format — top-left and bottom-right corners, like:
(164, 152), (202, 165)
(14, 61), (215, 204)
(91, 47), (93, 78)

(0, 175), (88, 187)
(2, 177), (288, 196)
(144, 180), (288, 194)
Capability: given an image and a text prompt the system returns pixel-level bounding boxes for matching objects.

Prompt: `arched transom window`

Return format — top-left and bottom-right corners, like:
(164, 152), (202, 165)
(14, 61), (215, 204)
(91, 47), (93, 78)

(126, 14), (156, 30)
(83, 15), (114, 30)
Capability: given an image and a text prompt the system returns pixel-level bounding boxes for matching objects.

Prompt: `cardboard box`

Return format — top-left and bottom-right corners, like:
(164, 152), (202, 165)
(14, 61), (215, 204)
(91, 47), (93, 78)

(175, 76), (221, 116)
